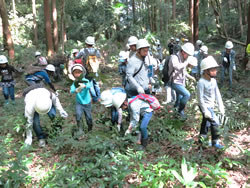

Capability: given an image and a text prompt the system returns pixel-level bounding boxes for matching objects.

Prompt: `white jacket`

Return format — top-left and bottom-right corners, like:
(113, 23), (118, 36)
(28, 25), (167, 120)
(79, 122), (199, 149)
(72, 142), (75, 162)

(24, 88), (67, 129)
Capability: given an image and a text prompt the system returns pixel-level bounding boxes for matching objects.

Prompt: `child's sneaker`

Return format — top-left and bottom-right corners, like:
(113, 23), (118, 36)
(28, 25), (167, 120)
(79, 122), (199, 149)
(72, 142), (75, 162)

(212, 140), (224, 149)
(39, 139), (46, 147)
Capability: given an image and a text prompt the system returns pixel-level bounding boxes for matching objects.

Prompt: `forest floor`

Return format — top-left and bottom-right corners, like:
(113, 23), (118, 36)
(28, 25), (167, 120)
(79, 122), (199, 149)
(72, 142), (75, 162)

(0, 60), (249, 187)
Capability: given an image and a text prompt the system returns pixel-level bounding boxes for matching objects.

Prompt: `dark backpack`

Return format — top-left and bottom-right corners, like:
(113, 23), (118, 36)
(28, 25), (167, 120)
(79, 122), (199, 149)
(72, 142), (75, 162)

(162, 56), (172, 83)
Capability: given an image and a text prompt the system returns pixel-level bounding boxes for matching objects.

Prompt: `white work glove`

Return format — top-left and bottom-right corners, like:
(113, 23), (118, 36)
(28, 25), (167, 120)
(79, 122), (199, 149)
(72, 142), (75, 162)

(60, 111), (68, 118)
(204, 111), (212, 119)
(117, 124), (121, 132)
(137, 86), (145, 94)
(150, 77), (155, 84)
(76, 83), (86, 93)
(233, 65), (236, 71)
(125, 129), (132, 135)
(223, 57), (228, 62)
(55, 90), (60, 97)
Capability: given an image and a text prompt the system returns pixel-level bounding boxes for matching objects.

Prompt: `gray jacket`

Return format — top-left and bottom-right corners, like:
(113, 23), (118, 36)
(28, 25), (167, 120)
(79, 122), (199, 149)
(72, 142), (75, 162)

(126, 54), (149, 91)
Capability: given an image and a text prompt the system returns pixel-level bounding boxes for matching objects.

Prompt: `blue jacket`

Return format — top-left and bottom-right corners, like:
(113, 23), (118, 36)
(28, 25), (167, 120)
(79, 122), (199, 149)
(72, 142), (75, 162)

(26, 70), (51, 84)
(70, 78), (92, 104)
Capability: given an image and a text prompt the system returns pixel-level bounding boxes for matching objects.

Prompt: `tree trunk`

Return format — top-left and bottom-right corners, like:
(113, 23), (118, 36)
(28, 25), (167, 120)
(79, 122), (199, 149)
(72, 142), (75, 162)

(159, 0), (163, 32)
(228, 0), (233, 9)
(32, 0), (38, 47)
(44, 0), (54, 56)
(247, 3), (250, 46)
(52, 0), (58, 52)
(60, 0), (65, 52)
(172, 0), (176, 21)
(189, 0), (194, 44)
(153, 0), (157, 32)
(165, 0), (168, 35)
(237, 0), (243, 37)
(0, 0), (15, 60)
(243, 0), (247, 25)
(193, 0), (199, 43)
(132, 0), (135, 24)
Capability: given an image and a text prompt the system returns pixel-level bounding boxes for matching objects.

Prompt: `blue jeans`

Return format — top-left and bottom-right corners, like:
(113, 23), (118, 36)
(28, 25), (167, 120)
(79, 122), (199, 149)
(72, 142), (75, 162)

(171, 83), (190, 112)
(199, 107), (220, 141)
(111, 106), (118, 125)
(75, 102), (93, 127)
(140, 112), (153, 140)
(33, 105), (56, 139)
(220, 66), (233, 89)
(2, 85), (15, 101)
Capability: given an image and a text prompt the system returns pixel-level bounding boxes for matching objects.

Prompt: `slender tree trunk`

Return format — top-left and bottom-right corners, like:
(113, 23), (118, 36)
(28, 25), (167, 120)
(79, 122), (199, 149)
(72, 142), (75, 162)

(52, 0), (58, 52)
(32, 0), (38, 47)
(247, 3), (250, 46)
(165, 0), (168, 35)
(189, 0), (194, 43)
(243, 0), (247, 25)
(60, 0), (65, 52)
(193, 0), (199, 43)
(0, 0), (15, 60)
(44, 0), (54, 56)
(153, 0), (157, 32)
(172, 0), (176, 21)
(160, 0), (163, 32)
(228, 0), (233, 9)
(132, 0), (135, 24)
(237, 0), (243, 37)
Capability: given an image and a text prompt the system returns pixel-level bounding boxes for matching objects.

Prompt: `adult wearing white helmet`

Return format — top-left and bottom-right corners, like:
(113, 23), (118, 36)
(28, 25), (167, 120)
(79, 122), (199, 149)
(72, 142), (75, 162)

(220, 41), (236, 91)
(127, 36), (138, 58)
(167, 42), (195, 119)
(25, 64), (57, 91)
(100, 88), (126, 132)
(125, 39), (151, 97)
(197, 56), (224, 149)
(24, 87), (68, 147)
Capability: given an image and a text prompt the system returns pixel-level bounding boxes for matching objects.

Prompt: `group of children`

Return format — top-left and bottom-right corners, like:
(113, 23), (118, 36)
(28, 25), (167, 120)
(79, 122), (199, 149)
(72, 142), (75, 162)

(0, 36), (236, 149)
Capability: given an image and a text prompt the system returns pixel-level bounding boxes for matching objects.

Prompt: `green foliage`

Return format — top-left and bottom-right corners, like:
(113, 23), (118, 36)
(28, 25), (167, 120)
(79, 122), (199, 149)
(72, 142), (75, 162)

(201, 162), (230, 186)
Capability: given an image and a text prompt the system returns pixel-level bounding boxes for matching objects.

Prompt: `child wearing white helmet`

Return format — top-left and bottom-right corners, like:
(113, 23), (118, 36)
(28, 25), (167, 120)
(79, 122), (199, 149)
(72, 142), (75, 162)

(0, 55), (18, 105)
(127, 36), (138, 58)
(25, 64), (56, 92)
(34, 51), (48, 67)
(24, 87), (68, 147)
(220, 41), (236, 91)
(70, 64), (93, 138)
(100, 88), (126, 132)
(197, 56), (225, 149)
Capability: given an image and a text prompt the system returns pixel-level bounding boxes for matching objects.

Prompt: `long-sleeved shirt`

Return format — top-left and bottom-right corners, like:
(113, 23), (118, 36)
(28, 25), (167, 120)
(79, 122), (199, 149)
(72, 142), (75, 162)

(168, 52), (188, 86)
(0, 64), (17, 82)
(75, 47), (101, 62)
(197, 77), (224, 115)
(24, 88), (66, 129)
(128, 98), (153, 128)
(70, 78), (92, 104)
(126, 54), (149, 91)
(25, 70), (51, 84)
(221, 50), (236, 69)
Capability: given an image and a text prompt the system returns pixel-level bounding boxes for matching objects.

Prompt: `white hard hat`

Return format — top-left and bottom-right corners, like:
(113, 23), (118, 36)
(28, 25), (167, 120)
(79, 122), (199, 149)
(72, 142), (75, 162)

(225, 41), (233, 49)
(0, 55), (8, 64)
(200, 45), (208, 54)
(45, 64), (56, 72)
(85, 36), (95, 45)
(171, 37), (174, 40)
(100, 90), (113, 107)
(176, 38), (180, 42)
(155, 40), (160, 45)
(187, 56), (198, 67)
(72, 49), (79, 54)
(35, 51), (41, 57)
(34, 91), (52, 114)
(128, 36), (138, 46)
(181, 42), (195, 56)
(200, 56), (219, 71)
(119, 51), (128, 60)
(196, 40), (203, 46)
(112, 92), (126, 109)
(71, 64), (86, 75)
(136, 39), (150, 50)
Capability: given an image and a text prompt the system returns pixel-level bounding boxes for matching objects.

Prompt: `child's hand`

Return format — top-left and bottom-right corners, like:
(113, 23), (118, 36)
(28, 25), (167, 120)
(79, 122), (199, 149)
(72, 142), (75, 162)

(76, 83), (86, 93)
